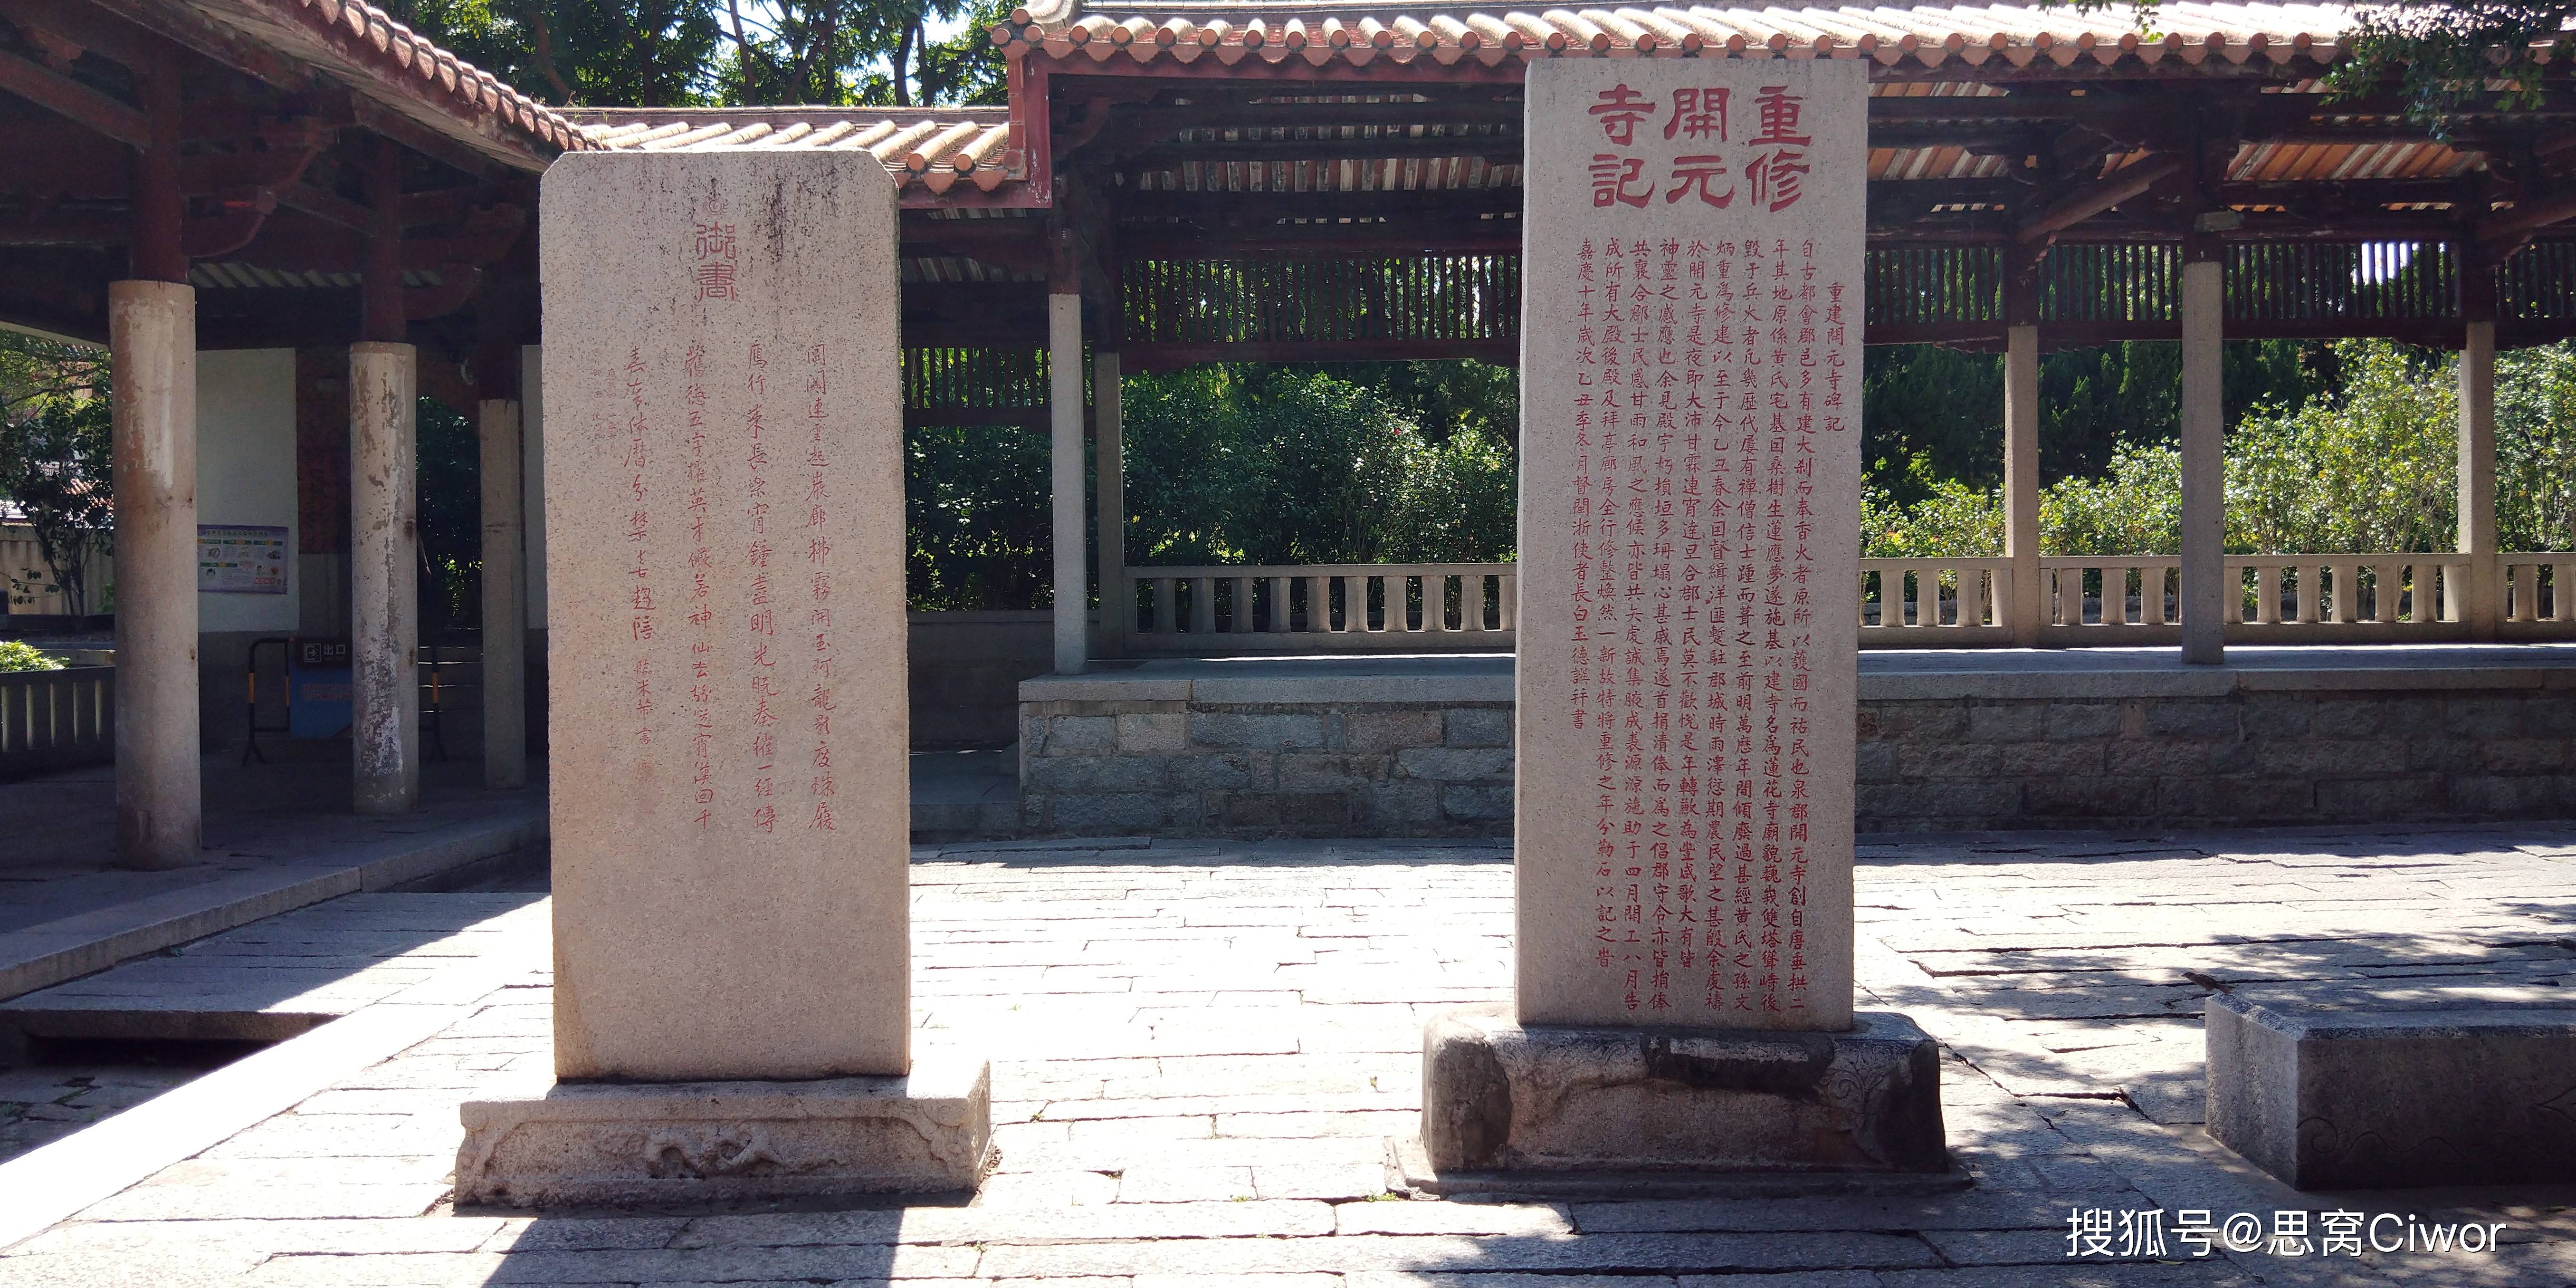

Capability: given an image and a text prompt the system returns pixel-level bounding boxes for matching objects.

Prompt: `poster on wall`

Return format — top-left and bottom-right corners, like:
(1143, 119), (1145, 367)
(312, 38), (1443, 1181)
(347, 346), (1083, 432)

(198, 525), (288, 594)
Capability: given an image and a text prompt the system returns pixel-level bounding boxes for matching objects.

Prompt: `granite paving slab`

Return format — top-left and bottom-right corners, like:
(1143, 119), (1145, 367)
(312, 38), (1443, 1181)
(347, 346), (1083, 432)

(0, 828), (2566, 1286)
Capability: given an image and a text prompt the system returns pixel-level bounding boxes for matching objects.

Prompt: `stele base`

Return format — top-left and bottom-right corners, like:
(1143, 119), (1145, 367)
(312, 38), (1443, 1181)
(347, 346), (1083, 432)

(1415, 1007), (1949, 1186)
(455, 1056), (991, 1207)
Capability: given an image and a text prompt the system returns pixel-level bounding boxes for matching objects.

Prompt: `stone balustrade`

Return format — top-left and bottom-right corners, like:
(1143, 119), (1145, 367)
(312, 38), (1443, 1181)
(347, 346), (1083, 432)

(1119, 563), (1516, 655)
(0, 665), (114, 779)
(1109, 553), (2574, 657)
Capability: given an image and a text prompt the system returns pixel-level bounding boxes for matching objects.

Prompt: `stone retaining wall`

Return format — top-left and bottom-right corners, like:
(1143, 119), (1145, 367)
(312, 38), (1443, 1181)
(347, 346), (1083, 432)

(1019, 698), (1515, 835)
(1018, 661), (2576, 836)
(1861, 688), (2576, 830)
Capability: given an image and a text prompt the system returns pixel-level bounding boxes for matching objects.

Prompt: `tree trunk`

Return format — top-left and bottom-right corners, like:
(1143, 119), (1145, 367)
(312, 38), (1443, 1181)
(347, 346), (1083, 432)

(892, 20), (915, 106)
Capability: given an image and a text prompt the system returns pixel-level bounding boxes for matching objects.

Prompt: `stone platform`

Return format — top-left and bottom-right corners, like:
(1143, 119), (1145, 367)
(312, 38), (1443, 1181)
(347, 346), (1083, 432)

(1018, 644), (2576, 835)
(2206, 989), (2576, 1189)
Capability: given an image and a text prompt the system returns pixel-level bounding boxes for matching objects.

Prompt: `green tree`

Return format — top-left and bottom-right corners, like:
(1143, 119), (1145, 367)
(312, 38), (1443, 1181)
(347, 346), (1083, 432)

(2328, 0), (2576, 128)
(399, 0), (724, 106)
(1862, 338), (2576, 559)
(2497, 343), (2576, 551)
(416, 397), (484, 634)
(1121, 365), (1516, 571)
(906, 416), (1050, 610)
(2226, 342), (2456, 554)
(0, 332), (112, 615)
(1860, 339), (2333, 506)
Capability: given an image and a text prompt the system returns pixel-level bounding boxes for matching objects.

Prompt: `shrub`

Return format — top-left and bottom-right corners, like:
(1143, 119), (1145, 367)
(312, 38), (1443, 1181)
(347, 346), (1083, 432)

(0, 639), (62, 672)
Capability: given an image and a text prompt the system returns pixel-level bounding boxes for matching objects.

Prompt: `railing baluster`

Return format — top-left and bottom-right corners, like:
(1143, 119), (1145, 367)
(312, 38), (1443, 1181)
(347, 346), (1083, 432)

(2328, 563), (2349, 624)
(2254, 563), (2278, 625)
(1192, 577), (1215, 635)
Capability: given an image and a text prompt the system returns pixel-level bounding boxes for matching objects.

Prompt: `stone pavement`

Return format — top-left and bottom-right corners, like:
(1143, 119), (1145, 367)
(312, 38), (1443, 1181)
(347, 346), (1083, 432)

(0, 826), (2570, 1286)
(0, 756), (546, 1003)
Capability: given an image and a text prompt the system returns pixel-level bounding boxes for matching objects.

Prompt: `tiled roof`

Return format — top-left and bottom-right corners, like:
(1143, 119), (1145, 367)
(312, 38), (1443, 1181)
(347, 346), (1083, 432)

(190, 0), (589, 159)
(988, 1), (2387, 68)
(572, 108), (1021, 194)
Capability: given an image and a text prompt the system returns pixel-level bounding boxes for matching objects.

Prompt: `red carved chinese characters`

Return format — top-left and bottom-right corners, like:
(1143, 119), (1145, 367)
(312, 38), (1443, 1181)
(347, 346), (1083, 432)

(746, 341), (778, 835)
(693, 197), (737, 301)
(683, 343), (716, 828)
(804, 344), (839, 833)
(623, 344), (656, 784)
(1564, 79), (1848, 1021)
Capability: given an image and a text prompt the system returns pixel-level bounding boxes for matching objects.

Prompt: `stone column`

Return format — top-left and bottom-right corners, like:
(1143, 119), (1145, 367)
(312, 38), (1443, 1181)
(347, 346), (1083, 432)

(1093, 350), (1126, 656)
(479, 392), (528, 788)
(109, 281), (200, 869)
(349, 343), (420, 813)
(456, 150), (986, 1207)
(2458, 320), (2500, 638)
(2004, 323), (2043, 645)
(1414, 58), (1944, 1186)
(1049, 293), (1088, 673)
(2178, 252), (2226, 665)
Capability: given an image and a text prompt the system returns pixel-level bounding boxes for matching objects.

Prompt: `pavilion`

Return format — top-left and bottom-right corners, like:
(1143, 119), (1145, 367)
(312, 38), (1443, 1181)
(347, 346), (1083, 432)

(0, 0), (577, 864)
(584, 0), (2576, 673)
(11, 0), (2576, 856)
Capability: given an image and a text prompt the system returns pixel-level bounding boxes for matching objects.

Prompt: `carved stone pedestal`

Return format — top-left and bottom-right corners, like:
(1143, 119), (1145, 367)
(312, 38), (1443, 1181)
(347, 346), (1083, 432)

(1411, 1007), (1949, 1191)
(455, 1056), (991, 1207)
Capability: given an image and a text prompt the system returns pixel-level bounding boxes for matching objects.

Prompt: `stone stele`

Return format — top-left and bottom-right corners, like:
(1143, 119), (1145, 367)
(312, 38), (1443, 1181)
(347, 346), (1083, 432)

(457, 148), (988, 1205)
(1420, 57), (1946, 1182)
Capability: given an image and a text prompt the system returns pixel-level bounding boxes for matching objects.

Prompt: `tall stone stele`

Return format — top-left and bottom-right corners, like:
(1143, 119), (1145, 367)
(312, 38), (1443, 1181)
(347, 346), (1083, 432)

(1414, 58), (1947, 1182)
(455, 149), (990, 1206)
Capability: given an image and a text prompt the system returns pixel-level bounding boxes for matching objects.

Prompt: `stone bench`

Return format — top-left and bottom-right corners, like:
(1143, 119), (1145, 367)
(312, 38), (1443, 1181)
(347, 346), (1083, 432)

(2206, 990), (2576, 1188)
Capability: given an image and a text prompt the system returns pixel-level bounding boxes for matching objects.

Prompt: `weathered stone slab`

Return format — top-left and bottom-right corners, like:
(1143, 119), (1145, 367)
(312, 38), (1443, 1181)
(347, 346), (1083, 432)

(1415, 1006), (1948, 1178)
(2204, 990), (2576, 1188)
(455, 1057), (992, 1206)
(540, 148), (909, 1080)
(1515, 53), (1866, 1028)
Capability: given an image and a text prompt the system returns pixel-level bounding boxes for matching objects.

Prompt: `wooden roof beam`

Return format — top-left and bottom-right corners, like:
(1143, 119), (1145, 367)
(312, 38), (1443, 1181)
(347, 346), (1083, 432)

(0, 44), (149, 145)
(2016, 154), (2181, 244)
(2481, 188), (2576, 244)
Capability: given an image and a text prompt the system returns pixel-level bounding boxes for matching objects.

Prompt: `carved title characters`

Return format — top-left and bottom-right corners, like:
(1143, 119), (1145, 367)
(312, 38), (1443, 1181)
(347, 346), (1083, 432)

(1587, 83), (1814, 213)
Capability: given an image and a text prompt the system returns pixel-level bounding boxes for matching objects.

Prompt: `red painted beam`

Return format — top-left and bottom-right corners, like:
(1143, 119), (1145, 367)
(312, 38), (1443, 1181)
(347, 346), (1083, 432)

(0, 46), (149, 146)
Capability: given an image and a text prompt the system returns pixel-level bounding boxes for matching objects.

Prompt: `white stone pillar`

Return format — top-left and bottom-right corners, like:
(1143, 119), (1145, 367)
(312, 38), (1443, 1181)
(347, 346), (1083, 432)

(1049, 293), (1087, 674)
(2004, 324), (2042, 645)
(108, 280), (200, 869)
(2178, 258), (2226, 665)
(350, 342), (420, 813)
(2458, 320), (2499, 639)
(480, 395), (528, 788)
(1093, 350), (1125, 655)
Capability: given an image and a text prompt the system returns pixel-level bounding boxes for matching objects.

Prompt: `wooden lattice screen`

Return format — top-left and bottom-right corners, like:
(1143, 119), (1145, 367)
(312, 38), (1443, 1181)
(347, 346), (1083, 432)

(1867, 247), (2003, 329)
(905, 346), (1048, 422)
(2042, 244), (2178, 325)
(1122, 255), (1519, 346)
(2227, 241), (2456, 327)
(902, 242), (2576, 388)
(2498, 241), (2576, 322)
